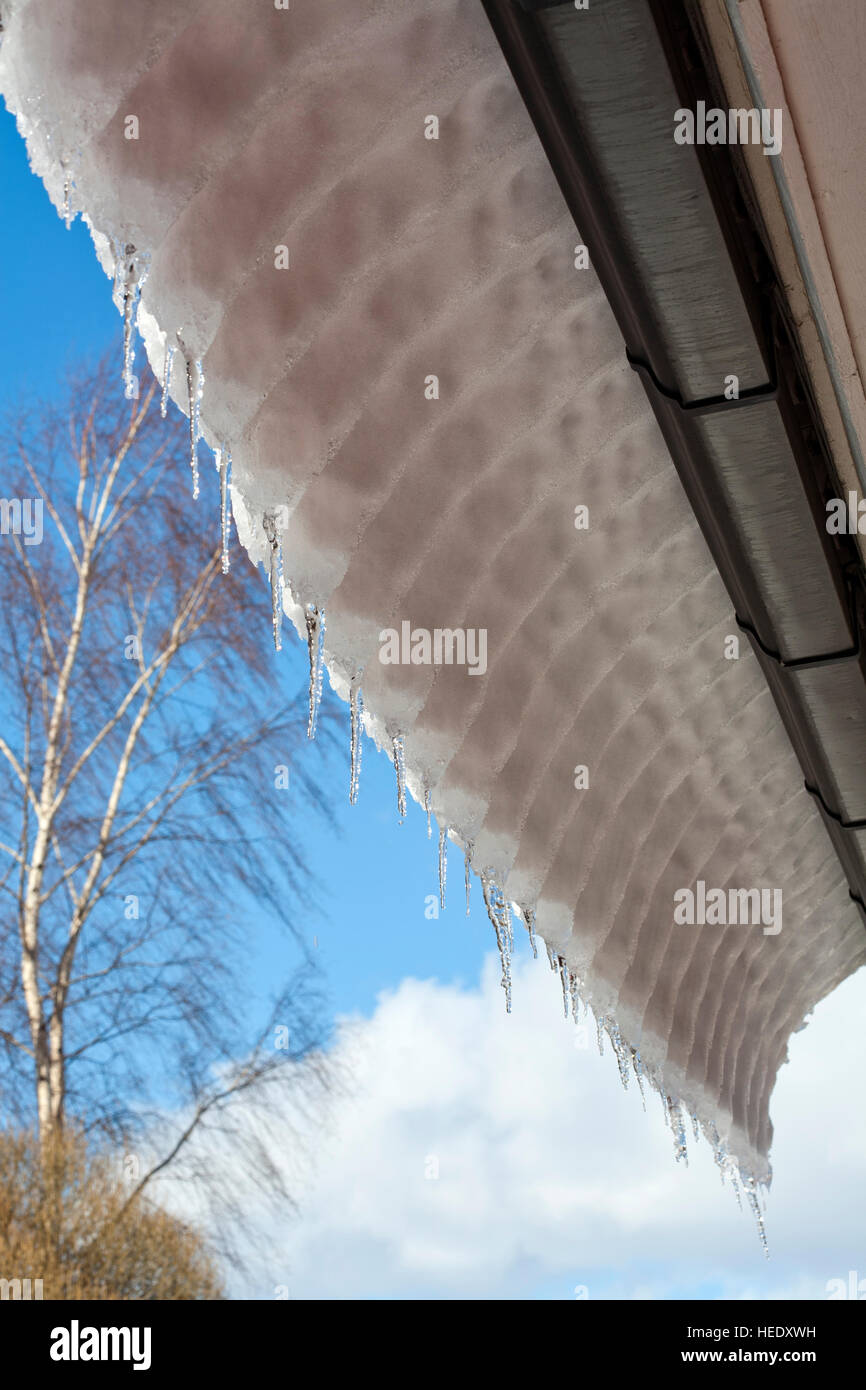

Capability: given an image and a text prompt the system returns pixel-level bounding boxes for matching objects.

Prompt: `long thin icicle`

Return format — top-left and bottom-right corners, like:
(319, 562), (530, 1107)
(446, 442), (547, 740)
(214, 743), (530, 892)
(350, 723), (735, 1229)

(569, 972), (582, 1023)
(424, 789), (432, 840)
(349, 682), (363, 806)
(503, 898), (513, 956)
(709, 1125), (727, 1188)
(218, 448), (232, 574)
(559, 957), (572, 1019)
(521, 904), (538, 959)
(438, 827), (448, 910)
(214, 448), (223, 549)
(667, 1096), (689, 1167)
(464, 842), (473, 917)
(392, 734), (407, 823)
(744, 1177), (769, 1258)
(119, 244), (146, 399)
(263, 511), (283, 652)
(186, 357), (205, 500)
(305, 606), (325, 739)
(121, 248), (135, 391)
(161, 342), (175, 418)
(62, 171), (73, 230)
(480, 871), (513, 1013)
(631, 1048), (647, 1110)
(606, 1019), (631, 1092)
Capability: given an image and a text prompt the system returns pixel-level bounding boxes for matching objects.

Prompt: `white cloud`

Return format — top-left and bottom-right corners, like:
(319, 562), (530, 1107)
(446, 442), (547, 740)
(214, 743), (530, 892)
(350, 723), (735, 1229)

(174, 947), (866, 1300)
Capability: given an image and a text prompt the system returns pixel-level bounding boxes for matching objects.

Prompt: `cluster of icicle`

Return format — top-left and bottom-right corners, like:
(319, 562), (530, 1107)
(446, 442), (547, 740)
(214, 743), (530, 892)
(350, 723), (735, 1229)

(105, 235), (331, 738)
(363, 683), (766, 1254)
(103, 222), (769, 1259)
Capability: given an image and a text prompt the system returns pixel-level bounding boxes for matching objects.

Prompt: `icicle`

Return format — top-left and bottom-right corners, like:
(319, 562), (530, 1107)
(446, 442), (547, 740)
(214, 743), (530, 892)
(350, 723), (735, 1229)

(185, 358), (205, 500)
(606, 1020), (631, 1092)
(214, 448), (223, 527)
(438, 827), (448, 910)
(708, 1122), (764, 1243)
(119, 244), (147, 400)
(521, 904), (538, 959)
(691, 1111), (700, 1144)
(744, 1176), (769, 1258)
(568, 972), (582, 1022)
(424, 789), (432, 840)
(349, 682), (363, 806)
(262, 511), (283, 652)
(120, 247), (135, 390)
(595, 1012), (605, 1056)
(666, 1097), (689, 1166)
(192, 362), (205, 446)
(305, 605), (325, 739)
(111, 241), (124, 304)
(62, 172), (72, 230)
(557, 956), (570, 1020)
(480, 871), (513, 1013)
(630, 1048), (646, 1110)
(392, 734), (407, 823)
(545, 942), (558, 973)
(464, 844), (473, 917)
(709, 1126), (728, 1188)
(161, 342), (175, 418)
(218, 449), (232, 573)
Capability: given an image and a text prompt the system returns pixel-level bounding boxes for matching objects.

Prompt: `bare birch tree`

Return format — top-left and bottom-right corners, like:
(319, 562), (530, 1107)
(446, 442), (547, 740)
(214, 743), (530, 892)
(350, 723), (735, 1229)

(0, 358), (333, 1230)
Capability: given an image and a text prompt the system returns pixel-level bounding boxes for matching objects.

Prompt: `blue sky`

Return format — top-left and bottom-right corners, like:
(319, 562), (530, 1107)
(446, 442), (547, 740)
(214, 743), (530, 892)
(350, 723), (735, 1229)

(3, 101), (865, 1302)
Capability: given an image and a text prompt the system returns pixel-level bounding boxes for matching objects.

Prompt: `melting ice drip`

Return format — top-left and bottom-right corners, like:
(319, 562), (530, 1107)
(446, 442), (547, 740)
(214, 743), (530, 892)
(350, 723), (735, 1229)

(630, 1047), (647, 1110)
(217, 448), (232, 574)
(557, 952), (571, 1020)
(416, 817), (468, 919)
(605, 1017), (632, 1093)
(161, 341), (175, 419)
(61, 166), (75, 230)
(305, 605), (325, 740)
(480, 871), (513, 1013)
(349, 682), (363, 805)
(262, 510), (284, 652)
(706, 1123), (769, 1257)
(743, 1176), (769, 1258)
(665, 1095), (689, 1167)
(464, 843), (473, 917)
(392, 734), (407, 823)
(438, 827), (448, 911)
(114, 243), (149, 401)
(185, 357), (205, 501)
(519, 904), (538, 959)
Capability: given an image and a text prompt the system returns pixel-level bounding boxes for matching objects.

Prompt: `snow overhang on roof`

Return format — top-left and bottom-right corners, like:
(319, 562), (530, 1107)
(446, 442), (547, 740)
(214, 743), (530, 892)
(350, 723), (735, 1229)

(2, 0), (864, 1206)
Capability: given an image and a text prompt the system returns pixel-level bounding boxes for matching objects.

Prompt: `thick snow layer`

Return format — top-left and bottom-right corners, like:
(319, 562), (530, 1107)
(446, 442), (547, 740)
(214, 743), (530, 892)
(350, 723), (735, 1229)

(2, 0), (863, 1192)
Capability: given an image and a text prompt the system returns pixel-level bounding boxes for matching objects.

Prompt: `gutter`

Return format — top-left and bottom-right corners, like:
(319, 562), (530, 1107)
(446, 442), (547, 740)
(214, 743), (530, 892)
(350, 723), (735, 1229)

(482, 0), (866, 923)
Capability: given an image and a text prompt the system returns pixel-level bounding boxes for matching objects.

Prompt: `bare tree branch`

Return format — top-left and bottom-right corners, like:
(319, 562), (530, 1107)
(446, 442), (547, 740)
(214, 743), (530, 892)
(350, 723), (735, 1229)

(0, 356), (337, 1231)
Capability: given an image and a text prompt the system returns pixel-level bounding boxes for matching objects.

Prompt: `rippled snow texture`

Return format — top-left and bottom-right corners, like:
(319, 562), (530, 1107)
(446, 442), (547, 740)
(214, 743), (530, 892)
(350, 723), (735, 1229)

(2, 0), (864, 1185)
